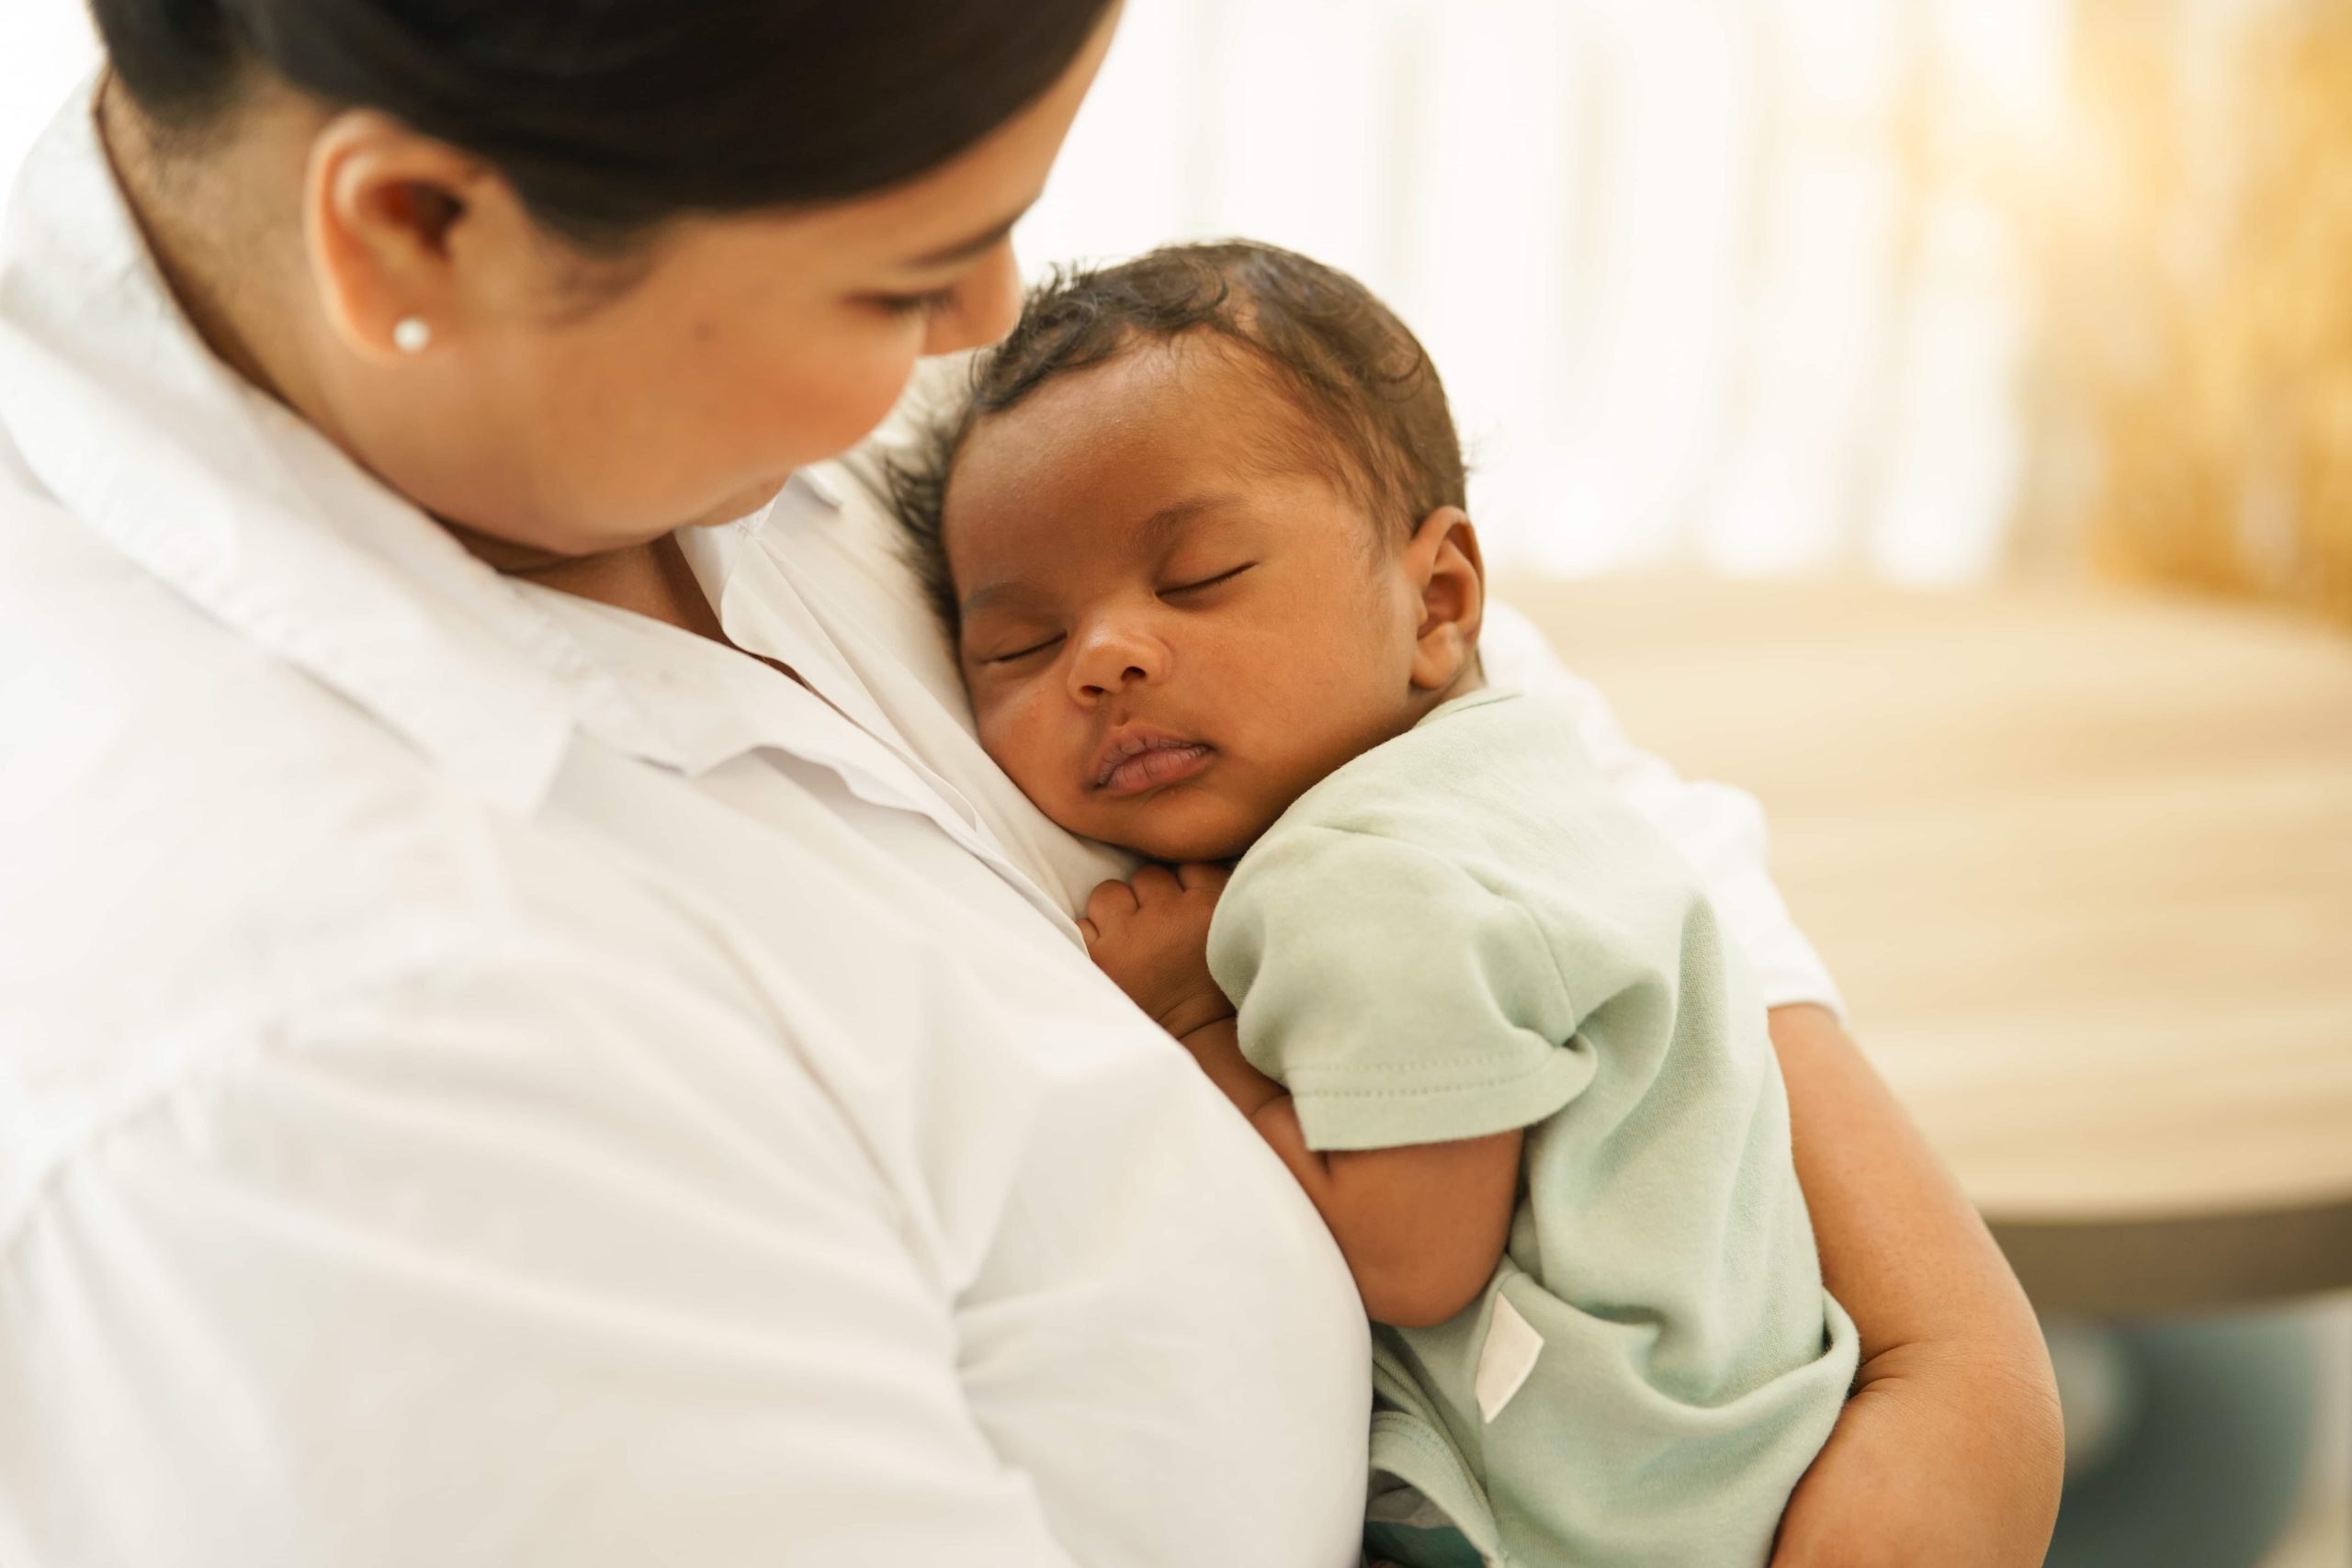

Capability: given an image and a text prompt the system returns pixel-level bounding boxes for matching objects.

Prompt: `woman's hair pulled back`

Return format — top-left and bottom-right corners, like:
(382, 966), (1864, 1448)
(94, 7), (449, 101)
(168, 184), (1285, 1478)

(90, 0), (1117, 245)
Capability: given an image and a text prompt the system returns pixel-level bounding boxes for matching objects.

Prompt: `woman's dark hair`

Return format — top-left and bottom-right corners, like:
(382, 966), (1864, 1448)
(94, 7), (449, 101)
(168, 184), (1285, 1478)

(90, 0), (1117, 245)
(890, 240), (1468, 636)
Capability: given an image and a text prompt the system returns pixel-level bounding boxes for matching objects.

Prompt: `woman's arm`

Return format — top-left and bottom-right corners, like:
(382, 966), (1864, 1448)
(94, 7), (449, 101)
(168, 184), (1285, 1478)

(1766, 1002), (2064, 1568)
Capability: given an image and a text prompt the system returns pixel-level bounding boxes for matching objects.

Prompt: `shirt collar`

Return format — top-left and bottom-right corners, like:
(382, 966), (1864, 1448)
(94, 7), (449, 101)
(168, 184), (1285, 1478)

(0, 77), (673, 813)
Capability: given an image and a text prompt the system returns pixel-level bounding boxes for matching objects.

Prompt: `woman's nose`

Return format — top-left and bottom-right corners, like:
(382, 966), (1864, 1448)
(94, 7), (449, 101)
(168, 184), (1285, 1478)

(925, 241), (1023, 357)
(1068, 618), (1168, 700)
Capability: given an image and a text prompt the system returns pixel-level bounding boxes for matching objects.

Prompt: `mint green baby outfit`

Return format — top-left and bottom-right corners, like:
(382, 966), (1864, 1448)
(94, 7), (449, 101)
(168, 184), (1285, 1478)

(1206, 690), (1858, 1568)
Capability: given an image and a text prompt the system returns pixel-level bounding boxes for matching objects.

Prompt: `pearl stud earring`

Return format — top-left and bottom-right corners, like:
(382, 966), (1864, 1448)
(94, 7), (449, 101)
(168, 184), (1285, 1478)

(391, 318), (433, 355)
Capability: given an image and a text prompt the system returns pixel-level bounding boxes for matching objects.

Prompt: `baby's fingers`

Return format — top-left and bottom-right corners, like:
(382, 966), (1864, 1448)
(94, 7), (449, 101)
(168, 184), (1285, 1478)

(1083, 878), (1140, 926)
(1173, 862), (1230, 895)
(1127, 863), (1183, 903)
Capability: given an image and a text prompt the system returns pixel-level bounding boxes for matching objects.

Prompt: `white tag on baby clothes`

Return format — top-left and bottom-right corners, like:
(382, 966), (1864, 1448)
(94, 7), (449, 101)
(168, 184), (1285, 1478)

(1474, 1294), (1544, 1423)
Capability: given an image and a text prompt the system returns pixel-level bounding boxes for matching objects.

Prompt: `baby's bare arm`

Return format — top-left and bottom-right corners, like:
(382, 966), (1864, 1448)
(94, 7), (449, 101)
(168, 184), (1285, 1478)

(1084, 868), (1520, 1329)
(1188, 1014), (1520, 1328)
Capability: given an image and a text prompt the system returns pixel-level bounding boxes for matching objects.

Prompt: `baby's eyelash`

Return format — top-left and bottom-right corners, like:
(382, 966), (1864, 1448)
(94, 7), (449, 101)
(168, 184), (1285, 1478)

(1162, 563), (1254, 596)
(983, 633), (1066, 666)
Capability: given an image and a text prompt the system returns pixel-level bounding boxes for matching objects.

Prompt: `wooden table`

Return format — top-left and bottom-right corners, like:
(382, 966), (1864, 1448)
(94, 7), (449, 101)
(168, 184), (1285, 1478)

(1510, 575), (2352, 1316)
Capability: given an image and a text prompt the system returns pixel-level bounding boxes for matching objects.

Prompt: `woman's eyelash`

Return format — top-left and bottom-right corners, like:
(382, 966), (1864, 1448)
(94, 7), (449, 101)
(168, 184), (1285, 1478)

(869, 286), (958, 319)
(1162, 564), (1253, 596)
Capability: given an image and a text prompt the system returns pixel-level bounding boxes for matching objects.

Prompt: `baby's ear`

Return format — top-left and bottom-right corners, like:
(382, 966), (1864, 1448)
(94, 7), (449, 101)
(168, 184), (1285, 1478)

(1405, 506), (1485, 693)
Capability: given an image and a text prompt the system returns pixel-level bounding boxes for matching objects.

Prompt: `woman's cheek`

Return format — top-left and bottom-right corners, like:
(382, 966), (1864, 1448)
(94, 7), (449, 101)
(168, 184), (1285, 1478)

(767, 338), (923, 465)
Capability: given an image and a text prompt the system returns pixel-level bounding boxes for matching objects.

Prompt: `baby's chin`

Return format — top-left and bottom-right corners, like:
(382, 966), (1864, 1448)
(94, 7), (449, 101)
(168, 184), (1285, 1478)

(1083, 789), (1272, 867)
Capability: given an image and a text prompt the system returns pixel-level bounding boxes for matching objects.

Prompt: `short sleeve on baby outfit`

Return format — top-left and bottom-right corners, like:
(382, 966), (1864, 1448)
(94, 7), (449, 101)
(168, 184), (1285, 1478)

(1206, 825), (1594, 1153)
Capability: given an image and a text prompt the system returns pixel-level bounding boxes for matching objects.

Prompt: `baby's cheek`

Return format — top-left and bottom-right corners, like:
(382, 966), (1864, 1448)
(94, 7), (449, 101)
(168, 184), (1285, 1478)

(978, 691), (1079, 815)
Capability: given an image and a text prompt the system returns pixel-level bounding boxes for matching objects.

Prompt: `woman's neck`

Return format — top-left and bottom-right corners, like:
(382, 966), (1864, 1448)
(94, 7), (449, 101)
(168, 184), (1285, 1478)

(502, 532), (729, 642)
(96, 75), (314, 416)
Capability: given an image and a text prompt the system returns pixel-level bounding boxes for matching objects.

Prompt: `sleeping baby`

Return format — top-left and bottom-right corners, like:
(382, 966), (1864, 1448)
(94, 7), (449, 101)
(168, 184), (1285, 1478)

(889, 241), (1858, 1568)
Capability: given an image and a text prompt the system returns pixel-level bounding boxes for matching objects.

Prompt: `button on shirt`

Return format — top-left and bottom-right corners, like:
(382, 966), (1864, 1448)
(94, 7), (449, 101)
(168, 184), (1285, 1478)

(0, 81), (1841, 1568)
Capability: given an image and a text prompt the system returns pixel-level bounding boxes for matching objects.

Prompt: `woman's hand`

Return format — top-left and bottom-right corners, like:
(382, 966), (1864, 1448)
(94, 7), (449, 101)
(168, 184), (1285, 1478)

(1766, 1005), (2064, 1567)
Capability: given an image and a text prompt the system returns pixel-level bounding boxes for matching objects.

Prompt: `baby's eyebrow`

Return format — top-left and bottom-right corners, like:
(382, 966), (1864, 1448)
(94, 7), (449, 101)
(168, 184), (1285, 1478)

(1136, 493), (1244, 551)
(958, 577), (1039, 620)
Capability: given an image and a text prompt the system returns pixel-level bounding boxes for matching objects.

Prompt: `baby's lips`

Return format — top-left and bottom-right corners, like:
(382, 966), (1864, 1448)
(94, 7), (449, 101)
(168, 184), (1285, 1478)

(1095, 739), (1215, 796)
(1090, 723), (1206, 788)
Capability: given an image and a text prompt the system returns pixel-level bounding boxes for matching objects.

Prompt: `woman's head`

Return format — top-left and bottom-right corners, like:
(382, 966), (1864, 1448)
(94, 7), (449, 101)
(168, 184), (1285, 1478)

(91, 0), (1122, 554)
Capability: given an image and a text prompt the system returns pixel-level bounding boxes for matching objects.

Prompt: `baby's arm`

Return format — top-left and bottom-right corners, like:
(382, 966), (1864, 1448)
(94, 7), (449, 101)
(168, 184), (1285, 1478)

(1083, 868), (1520, 1329)
(1181, 1018), (1521, 1329)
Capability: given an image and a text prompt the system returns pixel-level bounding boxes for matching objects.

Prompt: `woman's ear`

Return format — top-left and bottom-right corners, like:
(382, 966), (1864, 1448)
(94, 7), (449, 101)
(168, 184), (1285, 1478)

(1403, 505), (1485, 693)
(303, 110), (522, 361)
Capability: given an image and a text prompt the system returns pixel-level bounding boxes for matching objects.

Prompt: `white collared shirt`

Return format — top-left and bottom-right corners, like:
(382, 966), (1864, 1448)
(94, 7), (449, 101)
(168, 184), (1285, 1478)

(0, 79), (1838, 1568)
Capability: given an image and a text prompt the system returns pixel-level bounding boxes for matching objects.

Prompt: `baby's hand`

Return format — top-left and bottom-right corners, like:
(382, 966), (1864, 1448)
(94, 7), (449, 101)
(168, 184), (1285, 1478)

(1081, 863), (1234, 1041)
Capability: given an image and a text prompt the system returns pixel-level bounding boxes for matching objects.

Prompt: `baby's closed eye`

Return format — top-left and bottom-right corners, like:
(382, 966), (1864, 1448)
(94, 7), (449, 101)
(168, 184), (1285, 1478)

(975, 631), (1066, 666)
(1157, 561), (1255, 599)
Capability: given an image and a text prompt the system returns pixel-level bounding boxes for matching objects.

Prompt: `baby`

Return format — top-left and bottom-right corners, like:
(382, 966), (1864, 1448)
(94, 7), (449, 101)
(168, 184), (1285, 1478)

(892, 242), (1858, 1568)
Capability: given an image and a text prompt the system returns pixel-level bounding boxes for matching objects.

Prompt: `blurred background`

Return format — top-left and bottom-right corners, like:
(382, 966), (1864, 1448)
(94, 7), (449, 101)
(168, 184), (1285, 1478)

(5, 2), (2347, 1562)
(1020, 0), (2352, 621)
(1019, 0), (2352, 625)
(6, 0), (2351, 619)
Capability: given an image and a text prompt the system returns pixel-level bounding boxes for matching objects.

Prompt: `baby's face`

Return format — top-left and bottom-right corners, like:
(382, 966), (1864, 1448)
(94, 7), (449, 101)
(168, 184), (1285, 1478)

(944, 339), (1439, 863)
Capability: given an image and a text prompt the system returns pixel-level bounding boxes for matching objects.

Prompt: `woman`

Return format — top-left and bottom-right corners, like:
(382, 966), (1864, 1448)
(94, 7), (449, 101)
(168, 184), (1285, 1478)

(0, 2), (2060, 1563)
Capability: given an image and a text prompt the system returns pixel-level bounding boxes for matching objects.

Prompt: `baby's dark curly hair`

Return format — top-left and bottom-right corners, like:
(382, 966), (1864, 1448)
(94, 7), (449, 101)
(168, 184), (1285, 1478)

(888, 240), (1467, 637)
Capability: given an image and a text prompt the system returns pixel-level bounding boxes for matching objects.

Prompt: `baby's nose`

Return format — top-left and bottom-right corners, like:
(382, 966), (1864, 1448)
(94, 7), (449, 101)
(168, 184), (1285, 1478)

(1069, 623), (1166, 696)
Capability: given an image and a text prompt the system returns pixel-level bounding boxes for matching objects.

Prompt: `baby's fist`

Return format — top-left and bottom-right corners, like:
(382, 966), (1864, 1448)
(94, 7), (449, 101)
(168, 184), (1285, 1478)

(1081, 863), (1233, 1040)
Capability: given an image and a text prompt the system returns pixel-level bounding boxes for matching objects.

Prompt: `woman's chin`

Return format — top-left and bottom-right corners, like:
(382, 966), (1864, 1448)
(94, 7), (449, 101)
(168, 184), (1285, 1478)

(691, 478), (795, 529)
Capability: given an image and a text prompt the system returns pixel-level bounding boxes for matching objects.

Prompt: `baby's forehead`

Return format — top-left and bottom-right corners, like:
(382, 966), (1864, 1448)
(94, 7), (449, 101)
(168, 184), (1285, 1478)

(945, 333), (1365, 527)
